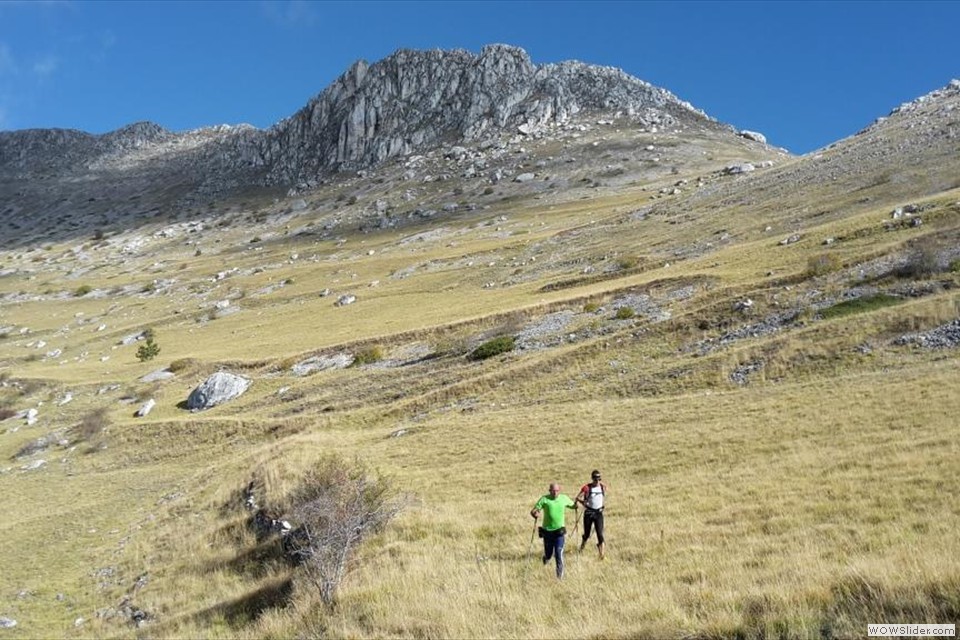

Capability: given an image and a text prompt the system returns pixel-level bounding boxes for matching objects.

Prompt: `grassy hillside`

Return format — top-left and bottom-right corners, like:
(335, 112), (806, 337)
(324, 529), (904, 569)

(1, 100), (959, 638)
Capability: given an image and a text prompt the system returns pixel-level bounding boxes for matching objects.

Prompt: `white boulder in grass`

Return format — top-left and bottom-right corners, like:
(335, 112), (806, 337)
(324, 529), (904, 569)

(186, 372), (251, 411)
(135, 399), (156, 417)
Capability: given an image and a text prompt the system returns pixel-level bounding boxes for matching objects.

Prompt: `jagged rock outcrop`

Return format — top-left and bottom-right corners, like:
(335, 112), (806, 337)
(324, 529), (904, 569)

(256, 44), (713, 183)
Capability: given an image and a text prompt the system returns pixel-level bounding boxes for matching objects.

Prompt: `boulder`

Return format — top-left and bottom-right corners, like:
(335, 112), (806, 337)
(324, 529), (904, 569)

(186, 372), (251, 411)
(514, 172), (536, 183)
(724, 163), (755, 175)
(135, 399), (156, 417)
(738, 130), (767, 144)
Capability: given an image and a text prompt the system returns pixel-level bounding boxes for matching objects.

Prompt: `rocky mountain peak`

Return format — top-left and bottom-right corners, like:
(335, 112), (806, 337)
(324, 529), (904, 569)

(255, 44), (716, 184)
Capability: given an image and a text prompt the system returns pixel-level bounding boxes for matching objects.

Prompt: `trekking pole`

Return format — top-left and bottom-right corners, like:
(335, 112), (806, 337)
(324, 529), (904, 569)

(526, 515), (538, 561)
(572, 507), (582, 550)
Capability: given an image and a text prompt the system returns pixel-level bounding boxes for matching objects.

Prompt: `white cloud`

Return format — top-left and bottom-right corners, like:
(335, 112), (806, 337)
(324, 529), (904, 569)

(0, 43), (18, 76)
(32, 54), (58, 77)
(261, 0), (318, 28)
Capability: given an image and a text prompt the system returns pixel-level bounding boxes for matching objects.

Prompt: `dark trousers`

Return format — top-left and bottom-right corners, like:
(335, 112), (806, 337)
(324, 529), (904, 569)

(541, 528), (566, 578)
(582, 509), (605, 545)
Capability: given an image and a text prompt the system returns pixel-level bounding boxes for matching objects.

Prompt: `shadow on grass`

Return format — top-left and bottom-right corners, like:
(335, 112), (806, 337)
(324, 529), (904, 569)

(200, 537), (290, 579)
(191, 578), (294, 629)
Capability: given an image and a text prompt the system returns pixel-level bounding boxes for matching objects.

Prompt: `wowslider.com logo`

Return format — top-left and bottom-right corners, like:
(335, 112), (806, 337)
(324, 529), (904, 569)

(868, 624), (955, 637)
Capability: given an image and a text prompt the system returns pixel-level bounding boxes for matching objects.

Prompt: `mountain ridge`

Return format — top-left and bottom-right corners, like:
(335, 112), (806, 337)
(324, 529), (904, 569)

(0, 45), (728, 183)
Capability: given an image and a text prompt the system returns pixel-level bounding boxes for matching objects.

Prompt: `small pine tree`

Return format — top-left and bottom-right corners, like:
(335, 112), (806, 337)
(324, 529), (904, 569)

(137, 336), (161, 362)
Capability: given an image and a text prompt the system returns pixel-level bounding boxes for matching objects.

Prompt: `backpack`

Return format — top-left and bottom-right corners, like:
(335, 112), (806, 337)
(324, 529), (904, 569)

(580, 482), (605, 510)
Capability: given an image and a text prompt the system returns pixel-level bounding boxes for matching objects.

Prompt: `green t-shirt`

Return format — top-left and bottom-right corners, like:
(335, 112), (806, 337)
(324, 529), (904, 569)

(535, 494), (575, 531)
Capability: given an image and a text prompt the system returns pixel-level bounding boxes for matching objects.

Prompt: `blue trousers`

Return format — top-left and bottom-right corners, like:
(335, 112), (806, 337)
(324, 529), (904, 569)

(542, 529), (565, 578)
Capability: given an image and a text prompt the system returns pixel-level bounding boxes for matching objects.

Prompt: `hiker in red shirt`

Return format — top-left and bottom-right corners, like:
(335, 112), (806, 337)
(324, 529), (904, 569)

(575, 469), (606, 559)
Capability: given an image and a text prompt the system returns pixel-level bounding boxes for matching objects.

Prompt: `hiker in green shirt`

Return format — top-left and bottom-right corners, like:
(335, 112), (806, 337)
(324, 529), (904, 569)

(530, 483), (578, 578)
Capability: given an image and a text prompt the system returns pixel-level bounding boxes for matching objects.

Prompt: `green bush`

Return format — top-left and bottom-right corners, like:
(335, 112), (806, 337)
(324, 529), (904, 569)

(469, 336), (515, 361)
(949, 259), (960, 274)
(137, 336), (161, 362)
(74, 284), (93, 297)
(615, 307), (636, 320)
(583, 302), (600, 313)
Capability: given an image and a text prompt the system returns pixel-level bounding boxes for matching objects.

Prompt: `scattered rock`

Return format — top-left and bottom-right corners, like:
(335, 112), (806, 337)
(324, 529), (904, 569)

(0, 617), (17, 629)
(335, 294), (357, 307)
(779, 234), (802, 246)
(730, 361), (764, 385)
(139, 369), (175, 383)
(894, 319), (960, 349)
(724, 163), (755, 175)
(120, 330), (149, 346)
(514, 172), (536, 183)
(291, 354), (354, 376)
(135, 399), (156, 417)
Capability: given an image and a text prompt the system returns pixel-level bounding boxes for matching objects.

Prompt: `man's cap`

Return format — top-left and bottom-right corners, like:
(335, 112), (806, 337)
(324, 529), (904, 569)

(591, 469), (601, 479)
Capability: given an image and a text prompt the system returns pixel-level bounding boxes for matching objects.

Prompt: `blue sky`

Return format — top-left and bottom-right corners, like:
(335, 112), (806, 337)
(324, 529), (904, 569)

(0, 1), (957, 154)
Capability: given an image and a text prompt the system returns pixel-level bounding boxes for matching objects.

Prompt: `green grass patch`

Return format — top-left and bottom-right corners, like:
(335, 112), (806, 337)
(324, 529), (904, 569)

(820, 293), (901, 320)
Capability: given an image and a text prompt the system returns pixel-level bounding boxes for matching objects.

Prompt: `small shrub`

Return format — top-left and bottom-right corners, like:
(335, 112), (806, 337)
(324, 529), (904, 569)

(820, 294), (901, 320)
(137, 336), (161, 362)
(0, 407), (16, 421)
(898, 242), (942, 278)
(250, 236), (262, 244)
(285, 456), (406, 606)
(75, 407), (111, 443)
(583, 302), (600, 313)
(615, 307), (636, 320)
(469, 336), (515, 361)
(74, 284), (93, 297)
(950, 259), (960, 274)
(352, 345), (384, 366)
(432, 335), (469, 357)
(806, 253), (842, 277)
(168, 358), (199, 373)
(617, 255), (641, 270)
